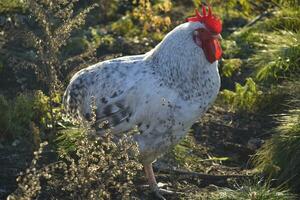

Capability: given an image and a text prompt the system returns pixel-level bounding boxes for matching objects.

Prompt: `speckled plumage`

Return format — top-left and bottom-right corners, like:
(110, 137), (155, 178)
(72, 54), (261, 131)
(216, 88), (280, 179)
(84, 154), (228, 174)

(63, 21), (221, 165)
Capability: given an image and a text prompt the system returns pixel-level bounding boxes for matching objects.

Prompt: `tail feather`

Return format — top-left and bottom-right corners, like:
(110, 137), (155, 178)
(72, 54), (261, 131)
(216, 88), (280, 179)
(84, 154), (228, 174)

(63, 79), (86, 121)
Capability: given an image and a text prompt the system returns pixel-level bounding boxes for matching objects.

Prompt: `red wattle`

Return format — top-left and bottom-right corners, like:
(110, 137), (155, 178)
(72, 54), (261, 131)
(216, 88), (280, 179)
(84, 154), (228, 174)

(202, 38), (222, 63)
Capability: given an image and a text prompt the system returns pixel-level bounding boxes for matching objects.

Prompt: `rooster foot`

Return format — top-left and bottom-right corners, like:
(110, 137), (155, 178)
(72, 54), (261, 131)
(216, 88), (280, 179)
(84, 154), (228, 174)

(151, 184), (175, 200)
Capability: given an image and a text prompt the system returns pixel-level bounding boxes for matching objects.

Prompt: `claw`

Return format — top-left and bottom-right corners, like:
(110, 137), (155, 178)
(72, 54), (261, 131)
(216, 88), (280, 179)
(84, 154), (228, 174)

(144, 163), (177, 199)
(151, 184), (175, 200)
(152, 186), (167, 200)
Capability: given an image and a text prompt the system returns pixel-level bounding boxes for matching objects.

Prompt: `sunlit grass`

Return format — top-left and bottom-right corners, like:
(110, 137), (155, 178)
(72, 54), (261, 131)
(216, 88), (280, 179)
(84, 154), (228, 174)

(253, 107), (300, 191)
(189, 178), (297, 200)
(213, 182), (296, 200)
(250, 32), (300, 84)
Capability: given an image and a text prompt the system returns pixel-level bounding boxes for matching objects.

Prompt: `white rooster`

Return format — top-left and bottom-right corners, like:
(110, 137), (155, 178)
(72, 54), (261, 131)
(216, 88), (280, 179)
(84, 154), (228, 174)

(64, 5), (222, 198)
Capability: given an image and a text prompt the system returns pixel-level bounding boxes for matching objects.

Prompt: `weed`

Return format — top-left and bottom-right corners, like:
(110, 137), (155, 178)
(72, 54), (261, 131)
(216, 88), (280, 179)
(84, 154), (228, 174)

(8, 131), (142, 199)
(220, 78), (262, 113)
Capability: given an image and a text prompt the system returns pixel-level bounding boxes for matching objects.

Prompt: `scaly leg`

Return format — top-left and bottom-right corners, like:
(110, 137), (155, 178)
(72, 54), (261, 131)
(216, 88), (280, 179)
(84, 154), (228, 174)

(144, 163), (174, 200)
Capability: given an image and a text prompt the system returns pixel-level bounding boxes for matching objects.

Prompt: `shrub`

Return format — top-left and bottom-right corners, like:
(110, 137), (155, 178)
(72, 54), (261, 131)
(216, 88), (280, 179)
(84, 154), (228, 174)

(110, 0), (172, 41)
(8, 131), (142, 199)
(0, 91), (64, 144)
(2, 0), (97, 93)
(0, 94), (35, 141)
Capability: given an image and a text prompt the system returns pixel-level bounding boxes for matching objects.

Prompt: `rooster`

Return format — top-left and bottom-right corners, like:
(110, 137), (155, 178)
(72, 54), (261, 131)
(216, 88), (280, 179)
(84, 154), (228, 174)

(64, 5), (222, 199)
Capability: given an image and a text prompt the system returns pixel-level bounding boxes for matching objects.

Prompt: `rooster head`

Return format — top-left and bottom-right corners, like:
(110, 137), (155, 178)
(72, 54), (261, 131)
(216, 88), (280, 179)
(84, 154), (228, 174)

(186, 5), (222, 63)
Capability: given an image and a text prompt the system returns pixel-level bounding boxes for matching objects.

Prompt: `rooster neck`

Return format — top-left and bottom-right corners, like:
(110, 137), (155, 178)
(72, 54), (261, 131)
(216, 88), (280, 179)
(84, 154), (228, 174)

(145, 24), (220, 101)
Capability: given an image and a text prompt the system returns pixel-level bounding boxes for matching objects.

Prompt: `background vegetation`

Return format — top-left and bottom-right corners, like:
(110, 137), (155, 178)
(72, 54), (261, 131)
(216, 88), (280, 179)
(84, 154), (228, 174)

(0, 0), (299, 199)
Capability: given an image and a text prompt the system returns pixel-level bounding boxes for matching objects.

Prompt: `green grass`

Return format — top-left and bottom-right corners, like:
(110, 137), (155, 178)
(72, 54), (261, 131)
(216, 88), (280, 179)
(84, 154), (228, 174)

(253, 108), (300, 192)
(212, 183), (296, 200)
(56, 128), (85, 153)
(250, 32), (300, 84)
(253, 7), (300, 33)
(190, 179), (297, 200)
(219, 4), (300, 114)
(252, 80), (300, 191)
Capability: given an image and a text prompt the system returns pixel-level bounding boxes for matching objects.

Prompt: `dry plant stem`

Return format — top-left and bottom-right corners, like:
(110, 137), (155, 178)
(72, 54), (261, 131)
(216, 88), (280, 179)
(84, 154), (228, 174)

(154, 167), (252, 180)
(244, 9), (275, 28)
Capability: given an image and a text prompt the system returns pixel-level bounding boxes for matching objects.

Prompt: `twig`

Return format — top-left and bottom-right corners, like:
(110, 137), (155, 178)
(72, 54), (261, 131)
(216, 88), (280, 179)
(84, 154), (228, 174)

(154, 167), (251, 181)
(244, 10), (274, 28)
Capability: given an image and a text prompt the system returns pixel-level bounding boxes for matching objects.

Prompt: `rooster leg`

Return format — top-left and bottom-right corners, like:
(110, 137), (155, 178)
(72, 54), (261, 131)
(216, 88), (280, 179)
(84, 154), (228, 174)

(144, 163), (174, 200)
(144, 163), (157, 187)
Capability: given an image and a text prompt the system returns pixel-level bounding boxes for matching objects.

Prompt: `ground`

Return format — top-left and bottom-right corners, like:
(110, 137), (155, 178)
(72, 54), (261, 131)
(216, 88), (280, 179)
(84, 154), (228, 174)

(0, 105), (270, 199)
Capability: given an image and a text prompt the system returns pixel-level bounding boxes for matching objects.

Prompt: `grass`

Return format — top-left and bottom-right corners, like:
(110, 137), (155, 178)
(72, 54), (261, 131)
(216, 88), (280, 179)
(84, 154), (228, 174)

(217, 4), (300, 194)
(209, 181), (297, 200)
(256, 7), (300, 33)
(188, 178), (297, 200)
(56, 127), (84, 153)
(253, 108), (300, 192)
(252, 79), (300, 191)
(170, 134), (229, 172)
(250, 32), (300, 84)
(219, 5), (300, 114)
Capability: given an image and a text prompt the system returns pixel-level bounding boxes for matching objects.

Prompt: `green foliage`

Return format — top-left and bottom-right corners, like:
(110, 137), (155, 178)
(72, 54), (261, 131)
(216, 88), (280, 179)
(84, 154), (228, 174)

(274, 0), (300, 7)
(0, 91), (63, 142)
(221, 39), (240, 59)
(253, 109), (300, 191)
(221, 58), (242, 78)
(198, 179), (297, 200)
(11, 94), (35, 132)
(8, 133), (142, 199)
(56, 128), (84, 153)
(0, 95), (10, 138)
(219, 0), (252, 15)
(111, 15), (136, 36)
(0, 94), (35, 140)
(110, 0), (172, 40)
(33, 90), (64, 129)
(2, 0), (97, 93)
(254, 41), (300, 84)
(220, 78), (262, 113)
(132, 0), (172, 33)
(64, 37), (90, 56)
(260, 8), (300, 32)
(221, 5), (300, 115)
(171, 135), (229, 172)
(230, 29), (264, 58)
(0, 0), (26, 13)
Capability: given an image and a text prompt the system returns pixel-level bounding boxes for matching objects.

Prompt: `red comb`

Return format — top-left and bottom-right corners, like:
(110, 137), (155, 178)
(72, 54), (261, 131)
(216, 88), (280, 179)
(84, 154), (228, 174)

(186, 5), (222, 34)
